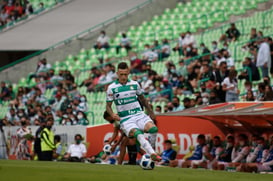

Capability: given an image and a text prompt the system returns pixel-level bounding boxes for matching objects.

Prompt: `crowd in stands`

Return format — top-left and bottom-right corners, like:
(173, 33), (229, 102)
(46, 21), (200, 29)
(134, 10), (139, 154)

(1, 58), (89, 126)
(0, 0), (63, 29)
(1, 22), (273, 126)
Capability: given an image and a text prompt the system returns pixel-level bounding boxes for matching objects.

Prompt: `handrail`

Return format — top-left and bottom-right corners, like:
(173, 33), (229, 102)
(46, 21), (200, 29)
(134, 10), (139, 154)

(0, 0), (153, 72)
(233, 34), (273, 61)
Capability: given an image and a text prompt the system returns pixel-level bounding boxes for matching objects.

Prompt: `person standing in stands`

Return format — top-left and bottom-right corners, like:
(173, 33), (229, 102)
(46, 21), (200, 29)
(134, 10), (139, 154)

(40, 118), (55, 161)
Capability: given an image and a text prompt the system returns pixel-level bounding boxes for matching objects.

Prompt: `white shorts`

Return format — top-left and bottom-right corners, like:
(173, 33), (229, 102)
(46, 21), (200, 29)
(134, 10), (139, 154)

(217, 161), (229, 169)
(257, 164), (272, 172)
(120, 113), (153, 136)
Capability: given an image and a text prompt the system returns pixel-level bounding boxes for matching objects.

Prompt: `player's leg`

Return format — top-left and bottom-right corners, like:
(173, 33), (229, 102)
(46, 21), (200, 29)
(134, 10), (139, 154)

(144, 122), (158, 150)
(117, 136), (128, 165)
(125, 137), (137, 165)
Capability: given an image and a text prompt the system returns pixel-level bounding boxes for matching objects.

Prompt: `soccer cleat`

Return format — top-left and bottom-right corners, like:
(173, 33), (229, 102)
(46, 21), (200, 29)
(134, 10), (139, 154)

(150, 153), (162, 162)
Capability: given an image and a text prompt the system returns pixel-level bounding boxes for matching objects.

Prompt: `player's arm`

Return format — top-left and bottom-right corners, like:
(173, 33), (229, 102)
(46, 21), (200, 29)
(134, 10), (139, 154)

(106, 101), (120, 121)
(138, 94), (155, 120)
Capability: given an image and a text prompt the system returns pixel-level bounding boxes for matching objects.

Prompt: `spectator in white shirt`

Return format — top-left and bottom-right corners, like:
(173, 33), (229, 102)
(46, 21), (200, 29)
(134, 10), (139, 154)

(142, 44), (158, 63)
(173, 33), (186, 55)
(94, 30), (110, 49)
(184, 31), (196, 48)
(256, 39), (271, 78)
(64, 134), (87, 162)
(222, 70), (239, 102)
(217, 50), (235, 69)
(116, 32), (131, 54)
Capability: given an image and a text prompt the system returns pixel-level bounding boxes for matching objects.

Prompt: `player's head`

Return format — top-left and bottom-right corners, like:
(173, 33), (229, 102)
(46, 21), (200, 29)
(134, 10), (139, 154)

(117, 62), (129, 84)
(103, 111), (115, 124)
(54, 135), (61, 143)
(213, 136), (221, 147)
(197, 134), (206, 145)
(164, 140), (173, 150)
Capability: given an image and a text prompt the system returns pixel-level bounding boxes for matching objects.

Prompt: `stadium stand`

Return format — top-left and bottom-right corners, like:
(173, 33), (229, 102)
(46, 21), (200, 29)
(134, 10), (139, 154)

(1, 0), (273, 126)
(0, 0), (68, 32)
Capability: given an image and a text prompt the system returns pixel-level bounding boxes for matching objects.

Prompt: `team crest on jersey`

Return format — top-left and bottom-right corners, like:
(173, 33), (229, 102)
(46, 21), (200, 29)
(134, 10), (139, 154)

(115, 94), (120, 98)
(130, 86), (134, 90)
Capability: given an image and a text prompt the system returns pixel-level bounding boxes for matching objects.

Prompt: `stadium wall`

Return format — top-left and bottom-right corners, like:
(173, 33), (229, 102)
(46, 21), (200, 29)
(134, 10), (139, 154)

(0, 0), (182, 83)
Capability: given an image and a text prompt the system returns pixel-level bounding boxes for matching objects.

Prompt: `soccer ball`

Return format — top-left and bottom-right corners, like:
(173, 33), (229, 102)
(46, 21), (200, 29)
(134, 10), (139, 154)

(139, 154), (155, 170)
(103, 144), (112, 155)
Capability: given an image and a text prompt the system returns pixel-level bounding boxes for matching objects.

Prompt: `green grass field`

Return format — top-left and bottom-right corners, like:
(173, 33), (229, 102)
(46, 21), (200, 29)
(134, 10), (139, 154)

(0, 160), (272, 181)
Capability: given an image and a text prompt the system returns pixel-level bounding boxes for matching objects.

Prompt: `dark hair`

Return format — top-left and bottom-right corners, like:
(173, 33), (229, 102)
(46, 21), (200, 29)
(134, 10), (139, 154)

(238, 133), (248, 140)
(257, 137), (265, 142)
(117, 62), (129, 70)
(214, 136), (221, 140)
(227, 135), (234, 141)
(164, 140), (172, 144)
(75, 134), (82, 140)
(183, 97), (190, 103)
(54, 135), (61, 142)
(173, 96), (180, 102)
(197, 134), (205, 140)
(103, 111), (111, 119)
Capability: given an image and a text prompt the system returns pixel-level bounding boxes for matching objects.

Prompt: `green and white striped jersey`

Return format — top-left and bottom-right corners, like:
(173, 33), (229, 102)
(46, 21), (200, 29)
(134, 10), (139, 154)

(106, 79), (143, 120)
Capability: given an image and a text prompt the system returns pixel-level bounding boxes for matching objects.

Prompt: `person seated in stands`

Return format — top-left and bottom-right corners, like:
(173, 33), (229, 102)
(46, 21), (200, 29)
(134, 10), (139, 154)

(173, 32), (186, 56)
(183, 45), (198, 58)
(158, 140), (177, 166)
(238, 137), (271, 173)
(219, 23), (241, 42)
(200, 43), (210, 55)
(64, 134), (87, 162)
(158, 38), (171, 60)
(94, 30), (110, 49)
(116, 32), (131, 54)
(142, 44), (158, 63)
(217, 50), (235, 69)
(0, 81), (11, 102)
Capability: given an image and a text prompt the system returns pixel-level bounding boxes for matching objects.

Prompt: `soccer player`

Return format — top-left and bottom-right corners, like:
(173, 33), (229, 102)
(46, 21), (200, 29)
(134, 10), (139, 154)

(106, 62), (161, 161)
(103, 111), (138, 165)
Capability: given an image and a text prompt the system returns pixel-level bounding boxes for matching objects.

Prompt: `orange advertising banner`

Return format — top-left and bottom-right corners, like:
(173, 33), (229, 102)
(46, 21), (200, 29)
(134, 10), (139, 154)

(86, 116), (224, 158)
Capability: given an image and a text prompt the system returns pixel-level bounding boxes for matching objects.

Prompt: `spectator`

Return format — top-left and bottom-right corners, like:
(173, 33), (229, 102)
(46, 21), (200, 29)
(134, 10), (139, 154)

(36, 58), (52, 75)
(208, 90), (221, 105)
(172, 96), (184, 112)
(183, 97), (191, 109)
(154, 105), (162, 114)
(264, 85), (273, 101)
(0, 8), (9, 26)
(217, 50), (235, 69)
(173, 33), (186, 55)
(129, 52), (142, 74)
(256, 82), (266, 101)
(53, 135), (64, 161)
(116, 32), (131, 54)
(219, 23), (241, 42)
(238, 57), (260, 81)
(3, 108), (20, 126)
(0, 81), (11, 101)
(245, 90), (255, 101)
(256, 38), (271, 78)
(15, 119), (32, 160)
(76, 111), (89, 126)
(211, 41), (219, 54)
(142, 44), (158, 63)
(94, 30), (110, 49)
(267, 37), (273, 77)
(158, 38), (171, 60)
(200, 42), (210, 54)
(222, 70), (239, 102)
(158, 140), (177, 166)
(64, 134), (87, 162)
(141, 73), (153, 94)
(177, 59), (188, 77)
